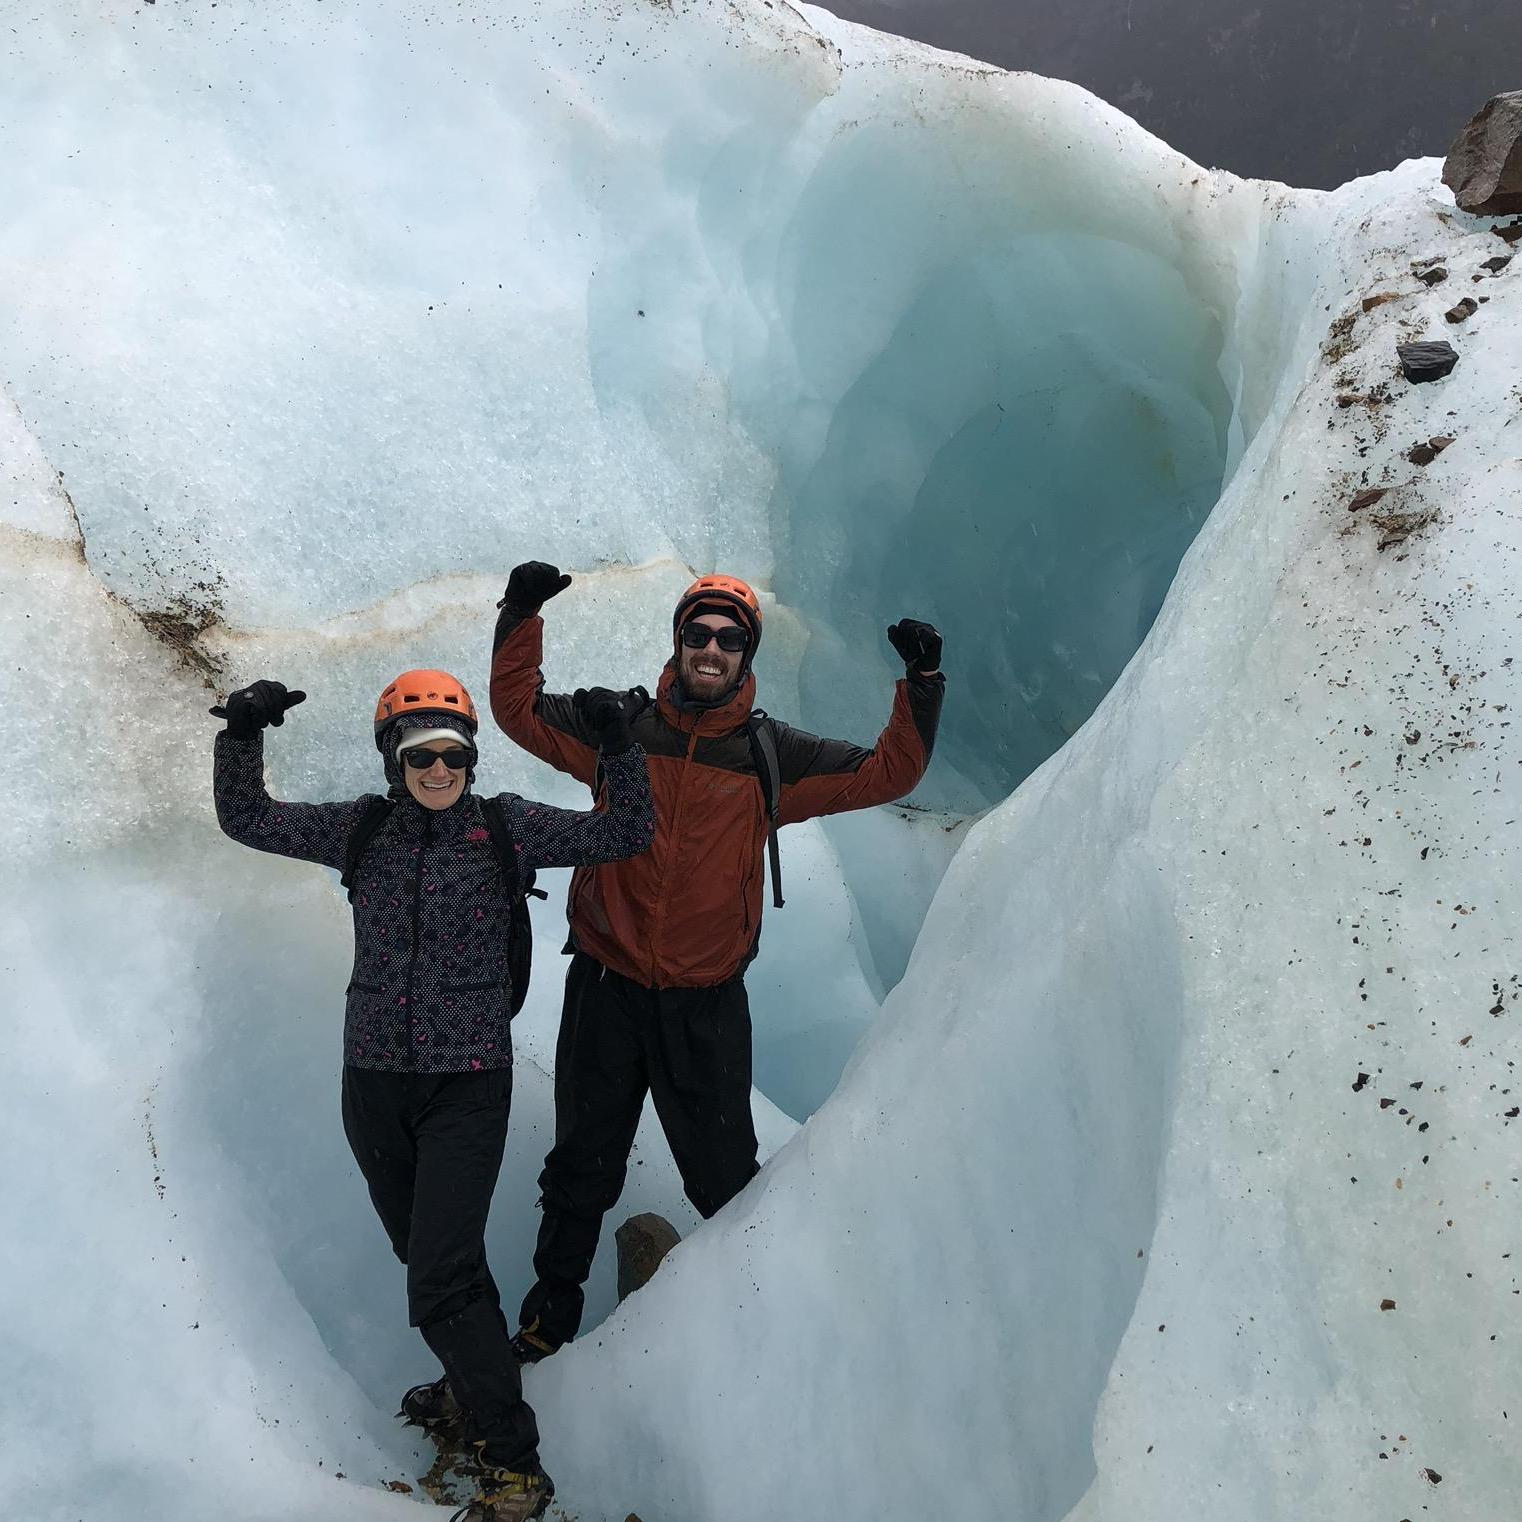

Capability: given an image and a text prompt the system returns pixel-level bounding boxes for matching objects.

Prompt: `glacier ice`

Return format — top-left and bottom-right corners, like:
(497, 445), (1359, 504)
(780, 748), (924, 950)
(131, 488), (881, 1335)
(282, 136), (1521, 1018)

(2, 2), (1520, 1521)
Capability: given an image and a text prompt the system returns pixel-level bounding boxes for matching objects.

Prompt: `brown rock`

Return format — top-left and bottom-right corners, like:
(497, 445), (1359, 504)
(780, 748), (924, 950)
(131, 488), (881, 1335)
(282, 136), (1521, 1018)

(1361, 291), (1399, 313)
(1497, 222), (1522, 244)
(1407, 435), (1456, 466)
(1444, 297), (1479, 324)
(1348, 487), (1389, 512)
(615, 1213), (681, 1302)
(1480, 253), (1513, 274)
(1443, 91), (1522, 216)
(1414, 265), (1449, 287)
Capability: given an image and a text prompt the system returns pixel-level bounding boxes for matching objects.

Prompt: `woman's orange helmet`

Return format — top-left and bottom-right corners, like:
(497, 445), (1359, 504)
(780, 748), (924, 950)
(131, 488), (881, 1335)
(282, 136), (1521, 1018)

(373, 670), (479, 737)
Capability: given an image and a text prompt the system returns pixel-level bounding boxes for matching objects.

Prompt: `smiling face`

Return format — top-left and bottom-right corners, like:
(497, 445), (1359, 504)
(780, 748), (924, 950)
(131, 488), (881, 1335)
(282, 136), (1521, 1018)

(400, 738), (471, 810)
(677, 611), (747, 702)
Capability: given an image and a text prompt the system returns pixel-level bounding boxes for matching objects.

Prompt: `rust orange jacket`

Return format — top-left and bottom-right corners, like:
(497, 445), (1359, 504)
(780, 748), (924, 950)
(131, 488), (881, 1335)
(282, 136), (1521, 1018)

(489, 610), (945, 989)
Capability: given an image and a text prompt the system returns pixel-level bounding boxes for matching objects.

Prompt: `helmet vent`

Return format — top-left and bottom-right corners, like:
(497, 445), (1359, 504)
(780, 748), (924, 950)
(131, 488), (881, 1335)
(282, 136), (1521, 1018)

(373, 669), (479, 738)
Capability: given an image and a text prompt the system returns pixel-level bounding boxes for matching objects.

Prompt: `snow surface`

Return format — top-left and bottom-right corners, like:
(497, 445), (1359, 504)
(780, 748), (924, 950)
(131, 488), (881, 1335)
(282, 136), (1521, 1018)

(2, 2), (1520, 1520)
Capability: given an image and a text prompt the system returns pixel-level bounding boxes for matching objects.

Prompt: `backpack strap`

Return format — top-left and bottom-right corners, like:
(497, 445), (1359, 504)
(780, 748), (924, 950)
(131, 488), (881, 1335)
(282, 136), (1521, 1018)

(479, 796), (545, 1019)
(479, 796), (548, 901)
(340, 797), (395, 901)
(747, 711), (785, 909)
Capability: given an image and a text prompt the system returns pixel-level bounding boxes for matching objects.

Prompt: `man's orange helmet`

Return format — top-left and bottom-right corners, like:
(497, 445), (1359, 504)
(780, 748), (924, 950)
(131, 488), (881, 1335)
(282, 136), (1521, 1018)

(672, 574), (763, 654)
(373, 670), (479, 736)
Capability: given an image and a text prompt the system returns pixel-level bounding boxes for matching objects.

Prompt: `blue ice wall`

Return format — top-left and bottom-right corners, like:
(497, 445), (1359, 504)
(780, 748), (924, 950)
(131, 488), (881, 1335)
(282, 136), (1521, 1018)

(774, 237), (1230, 812)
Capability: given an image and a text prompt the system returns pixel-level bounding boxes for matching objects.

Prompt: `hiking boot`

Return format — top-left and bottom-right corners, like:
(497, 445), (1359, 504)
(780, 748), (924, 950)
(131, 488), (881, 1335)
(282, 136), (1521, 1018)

(448, 1447), (554, 1522)
(398, 1375), (462, 1432)
(507, 1320), (560, 1365)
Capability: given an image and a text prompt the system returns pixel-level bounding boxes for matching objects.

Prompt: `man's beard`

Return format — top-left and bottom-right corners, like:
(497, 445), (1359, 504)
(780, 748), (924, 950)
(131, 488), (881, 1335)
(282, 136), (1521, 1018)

(675, 654), (741, 709)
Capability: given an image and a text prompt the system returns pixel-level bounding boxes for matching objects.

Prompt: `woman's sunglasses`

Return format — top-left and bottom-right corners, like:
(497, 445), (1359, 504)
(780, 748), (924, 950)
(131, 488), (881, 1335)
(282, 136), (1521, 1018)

(401, 747), (474, 770)
(680, 623), (749, 653)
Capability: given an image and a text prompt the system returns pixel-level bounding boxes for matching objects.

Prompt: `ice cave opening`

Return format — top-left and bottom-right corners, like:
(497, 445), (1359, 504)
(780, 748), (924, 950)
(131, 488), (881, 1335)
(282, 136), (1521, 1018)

(778, 239), (1232, 816)
(740, 232), (1234, 1111)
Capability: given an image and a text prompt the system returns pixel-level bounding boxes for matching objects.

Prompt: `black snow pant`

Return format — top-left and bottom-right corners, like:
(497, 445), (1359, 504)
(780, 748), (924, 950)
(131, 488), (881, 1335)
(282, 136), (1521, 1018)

(341, 1065), (540, 1469)
(519, 952), (761, 1347)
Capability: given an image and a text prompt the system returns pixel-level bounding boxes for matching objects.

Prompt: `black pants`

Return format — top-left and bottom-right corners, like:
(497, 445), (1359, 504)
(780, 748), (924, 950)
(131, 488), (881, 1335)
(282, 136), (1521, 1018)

(520, 953), (761, 1346)
(341, 1065), (539, 1469)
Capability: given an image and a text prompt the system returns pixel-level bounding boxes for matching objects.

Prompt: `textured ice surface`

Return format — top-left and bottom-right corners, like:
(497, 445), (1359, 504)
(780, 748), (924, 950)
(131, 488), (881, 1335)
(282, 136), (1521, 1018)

(3, 3), (1519, 1522)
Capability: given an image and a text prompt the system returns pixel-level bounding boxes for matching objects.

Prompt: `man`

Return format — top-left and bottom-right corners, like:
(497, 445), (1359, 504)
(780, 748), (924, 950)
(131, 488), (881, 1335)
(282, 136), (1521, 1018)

(489, 565), (944, 1357)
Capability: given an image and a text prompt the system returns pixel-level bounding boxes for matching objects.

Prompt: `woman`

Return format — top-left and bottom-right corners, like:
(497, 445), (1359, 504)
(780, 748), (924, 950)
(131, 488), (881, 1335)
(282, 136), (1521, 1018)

(212, 669), (653, 1522)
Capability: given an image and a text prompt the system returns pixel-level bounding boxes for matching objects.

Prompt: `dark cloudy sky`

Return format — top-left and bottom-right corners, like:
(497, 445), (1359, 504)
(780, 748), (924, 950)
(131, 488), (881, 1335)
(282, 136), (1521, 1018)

(821, 0), (1521, 189)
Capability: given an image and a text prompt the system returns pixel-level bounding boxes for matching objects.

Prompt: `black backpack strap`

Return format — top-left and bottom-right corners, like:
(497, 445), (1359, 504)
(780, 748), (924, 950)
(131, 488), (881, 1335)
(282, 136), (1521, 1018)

(480, 796), (544, 1019)
(747, 711), (785, 908)
(340, 797), (395, 901)
(479, 796), (547, 900)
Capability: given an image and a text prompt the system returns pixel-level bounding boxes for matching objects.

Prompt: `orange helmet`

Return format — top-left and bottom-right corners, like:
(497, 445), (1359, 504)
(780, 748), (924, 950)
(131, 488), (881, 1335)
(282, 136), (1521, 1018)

(673, 574), (763, 654)
(373, 669), (479, 737)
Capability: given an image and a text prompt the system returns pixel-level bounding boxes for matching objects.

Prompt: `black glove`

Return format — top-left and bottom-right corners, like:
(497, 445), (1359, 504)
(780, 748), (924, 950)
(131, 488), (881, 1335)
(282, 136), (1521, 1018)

(498, 561), (572, 615)
(210, 680), (307, 739)
(887, 619), (942, 676)
(573, 686), (638, 755)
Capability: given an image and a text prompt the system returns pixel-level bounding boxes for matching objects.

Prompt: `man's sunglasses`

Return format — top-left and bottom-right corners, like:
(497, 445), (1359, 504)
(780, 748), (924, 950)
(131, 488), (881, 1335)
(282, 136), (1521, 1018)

(680, 623), (749, 653)
(401, 746), (474, 770)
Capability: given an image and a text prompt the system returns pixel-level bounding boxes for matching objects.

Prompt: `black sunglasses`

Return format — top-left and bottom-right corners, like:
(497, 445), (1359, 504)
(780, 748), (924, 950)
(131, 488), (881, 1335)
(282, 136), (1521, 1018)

(680, 623), (749, 653)
(401, 746), (474, 770)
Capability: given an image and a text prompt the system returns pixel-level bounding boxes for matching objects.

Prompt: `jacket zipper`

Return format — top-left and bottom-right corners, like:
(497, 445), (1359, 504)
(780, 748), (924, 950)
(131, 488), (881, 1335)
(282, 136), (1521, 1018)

(404, 813), (432, 1059)
(648, 723), (702, 985)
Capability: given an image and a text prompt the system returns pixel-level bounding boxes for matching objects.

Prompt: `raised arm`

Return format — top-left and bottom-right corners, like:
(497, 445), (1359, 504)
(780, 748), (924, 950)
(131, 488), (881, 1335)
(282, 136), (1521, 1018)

(488, 561), (601, 788)
(211, 681), (371, 869)
(775, 621), (945, 826)
(499, 748), (655, 872)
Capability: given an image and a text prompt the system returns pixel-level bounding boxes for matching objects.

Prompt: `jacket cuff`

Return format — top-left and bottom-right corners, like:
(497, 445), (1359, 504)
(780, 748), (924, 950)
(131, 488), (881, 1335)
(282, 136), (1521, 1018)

(597, 727), (636, 758)
(214, 726), (266, 747)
